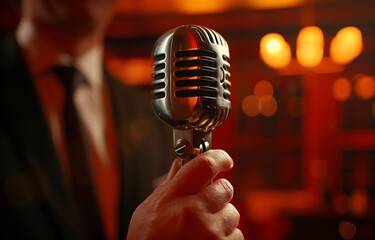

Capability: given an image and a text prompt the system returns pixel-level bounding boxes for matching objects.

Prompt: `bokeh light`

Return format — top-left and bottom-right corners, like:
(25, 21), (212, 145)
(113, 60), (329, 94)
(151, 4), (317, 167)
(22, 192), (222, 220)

(242, 95), (260, 117)
(260, 33), (291, 69)
(354, 74), (375, 99)
(332, 77), (352, 102)
(330, 26), (363, 65)
(350, 190), (368, 217)
(338, 221), (356, 240)
(296, 26), (324, 68)
(254, 80), (274, 98)
(259, 95), (277, 116)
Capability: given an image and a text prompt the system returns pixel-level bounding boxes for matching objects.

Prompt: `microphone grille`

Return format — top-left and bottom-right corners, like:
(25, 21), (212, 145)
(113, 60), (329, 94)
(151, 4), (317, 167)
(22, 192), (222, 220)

(174, 49), (219, 99)
(151, 25), (231, 131)
(188, 25), (228, 47)
(192, 105), (230, 131)
(152, 53), (167, 99)
(177, 26), (230, 101)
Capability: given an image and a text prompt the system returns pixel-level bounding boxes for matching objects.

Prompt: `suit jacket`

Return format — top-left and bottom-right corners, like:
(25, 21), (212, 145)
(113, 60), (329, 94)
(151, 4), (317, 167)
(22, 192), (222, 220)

(0, 35), (173, 240)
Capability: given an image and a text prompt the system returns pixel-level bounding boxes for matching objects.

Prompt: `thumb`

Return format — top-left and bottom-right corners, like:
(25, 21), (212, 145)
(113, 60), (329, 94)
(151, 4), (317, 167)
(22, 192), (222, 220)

(167, 150), (234, 196)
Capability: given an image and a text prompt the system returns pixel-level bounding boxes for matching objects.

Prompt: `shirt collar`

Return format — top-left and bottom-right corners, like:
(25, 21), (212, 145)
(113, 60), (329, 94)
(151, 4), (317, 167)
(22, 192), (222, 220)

(16, 18), (104, 87)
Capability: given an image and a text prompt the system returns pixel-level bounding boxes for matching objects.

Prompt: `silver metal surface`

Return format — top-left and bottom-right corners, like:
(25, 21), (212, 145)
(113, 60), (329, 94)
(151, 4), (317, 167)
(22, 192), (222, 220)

(151, 25), (231, 165)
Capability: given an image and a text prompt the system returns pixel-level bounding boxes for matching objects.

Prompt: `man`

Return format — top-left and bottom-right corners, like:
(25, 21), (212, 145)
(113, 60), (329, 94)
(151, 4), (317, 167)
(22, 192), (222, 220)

(0, 0), (243, 239)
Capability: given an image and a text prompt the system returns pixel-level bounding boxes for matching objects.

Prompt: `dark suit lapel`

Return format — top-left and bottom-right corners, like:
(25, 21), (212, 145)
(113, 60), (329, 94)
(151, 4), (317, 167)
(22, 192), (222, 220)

(0, 35), (85, 239)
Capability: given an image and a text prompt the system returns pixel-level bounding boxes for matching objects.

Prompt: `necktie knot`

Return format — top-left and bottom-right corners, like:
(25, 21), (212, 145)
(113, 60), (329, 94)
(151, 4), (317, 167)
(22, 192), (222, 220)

(53, 65), (87, 94)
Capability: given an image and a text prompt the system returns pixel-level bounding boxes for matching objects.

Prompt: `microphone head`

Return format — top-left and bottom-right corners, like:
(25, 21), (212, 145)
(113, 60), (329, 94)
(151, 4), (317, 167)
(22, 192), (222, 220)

(151, 25), (231, 133)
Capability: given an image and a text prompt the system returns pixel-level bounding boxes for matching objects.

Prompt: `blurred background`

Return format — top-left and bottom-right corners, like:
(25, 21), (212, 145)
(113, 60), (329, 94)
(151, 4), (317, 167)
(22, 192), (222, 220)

(1, 0), (375, 239)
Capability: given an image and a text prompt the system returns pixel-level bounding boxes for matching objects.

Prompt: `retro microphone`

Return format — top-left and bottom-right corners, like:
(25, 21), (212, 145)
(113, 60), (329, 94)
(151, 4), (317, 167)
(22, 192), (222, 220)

(151, 25), (231, 167)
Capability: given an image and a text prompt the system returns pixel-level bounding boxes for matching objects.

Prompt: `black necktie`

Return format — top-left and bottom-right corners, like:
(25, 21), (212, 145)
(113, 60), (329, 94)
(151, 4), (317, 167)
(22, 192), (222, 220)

(53, 65), (105, 239)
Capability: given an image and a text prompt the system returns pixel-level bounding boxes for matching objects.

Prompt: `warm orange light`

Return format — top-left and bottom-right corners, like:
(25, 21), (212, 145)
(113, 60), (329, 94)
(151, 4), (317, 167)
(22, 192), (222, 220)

(260, 95), (277, 116)
(174, 0), (230, 14)
(117, 0), (231, 14)
(332, 77), (352, 102)
(350, 190), (368, 217)
(296, 26), (324, 68)
(354, 74), (375, 99)
(244, 0), (305, 9)
(330, 26), (363, 65)
(260, 33), (291, 69)
(106, 57), (153, 85)
(242, 95), (260, 117)
(254, 80), (274, 98)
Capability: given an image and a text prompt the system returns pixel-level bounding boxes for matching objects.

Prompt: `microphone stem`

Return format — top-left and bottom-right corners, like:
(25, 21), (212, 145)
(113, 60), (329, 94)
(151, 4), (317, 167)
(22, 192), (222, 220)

(173, 129), (212, 167)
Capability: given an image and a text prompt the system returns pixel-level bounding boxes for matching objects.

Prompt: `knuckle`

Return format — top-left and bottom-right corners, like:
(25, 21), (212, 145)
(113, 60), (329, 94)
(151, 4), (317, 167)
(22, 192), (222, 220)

(198, 149), (233, 176)
(198, 153), (217, 176)
(222, 204), (241, 237)
(218, 179), (234, 199)
(183, 198), (204, 220)
(218, 150), (232, 164)
(224, 203), (240, 222)
(214, 179), (234, 202)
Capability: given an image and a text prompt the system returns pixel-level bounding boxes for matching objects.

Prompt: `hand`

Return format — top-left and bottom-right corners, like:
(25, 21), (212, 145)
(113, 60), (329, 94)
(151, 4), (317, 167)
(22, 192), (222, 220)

(127, 150), (244, 240)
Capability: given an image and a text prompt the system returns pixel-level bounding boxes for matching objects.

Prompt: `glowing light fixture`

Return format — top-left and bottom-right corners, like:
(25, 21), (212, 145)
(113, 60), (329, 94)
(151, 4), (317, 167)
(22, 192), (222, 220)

(260, 33), (291, 69)
(261, 26), (363, 73)
(330, 26), (363, 65)
(296, 26), (324, 68)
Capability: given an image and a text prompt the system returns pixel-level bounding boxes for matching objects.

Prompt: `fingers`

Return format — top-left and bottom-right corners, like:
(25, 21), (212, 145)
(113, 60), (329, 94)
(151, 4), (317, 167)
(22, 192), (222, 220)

(226, 228), (245, 240)
(219, 203), (240, 236)
(168, 149), (234, 196)
(200, 178), (234, 213)
(200, 182), (240, 238)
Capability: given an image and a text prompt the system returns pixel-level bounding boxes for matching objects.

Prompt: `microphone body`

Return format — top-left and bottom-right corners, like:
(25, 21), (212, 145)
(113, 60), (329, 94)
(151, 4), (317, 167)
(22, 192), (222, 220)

(151, 25), (231, 165)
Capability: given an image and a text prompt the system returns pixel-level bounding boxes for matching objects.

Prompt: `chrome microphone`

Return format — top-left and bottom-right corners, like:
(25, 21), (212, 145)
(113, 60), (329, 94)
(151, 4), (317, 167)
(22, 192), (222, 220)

(151, 25), (231, 166)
